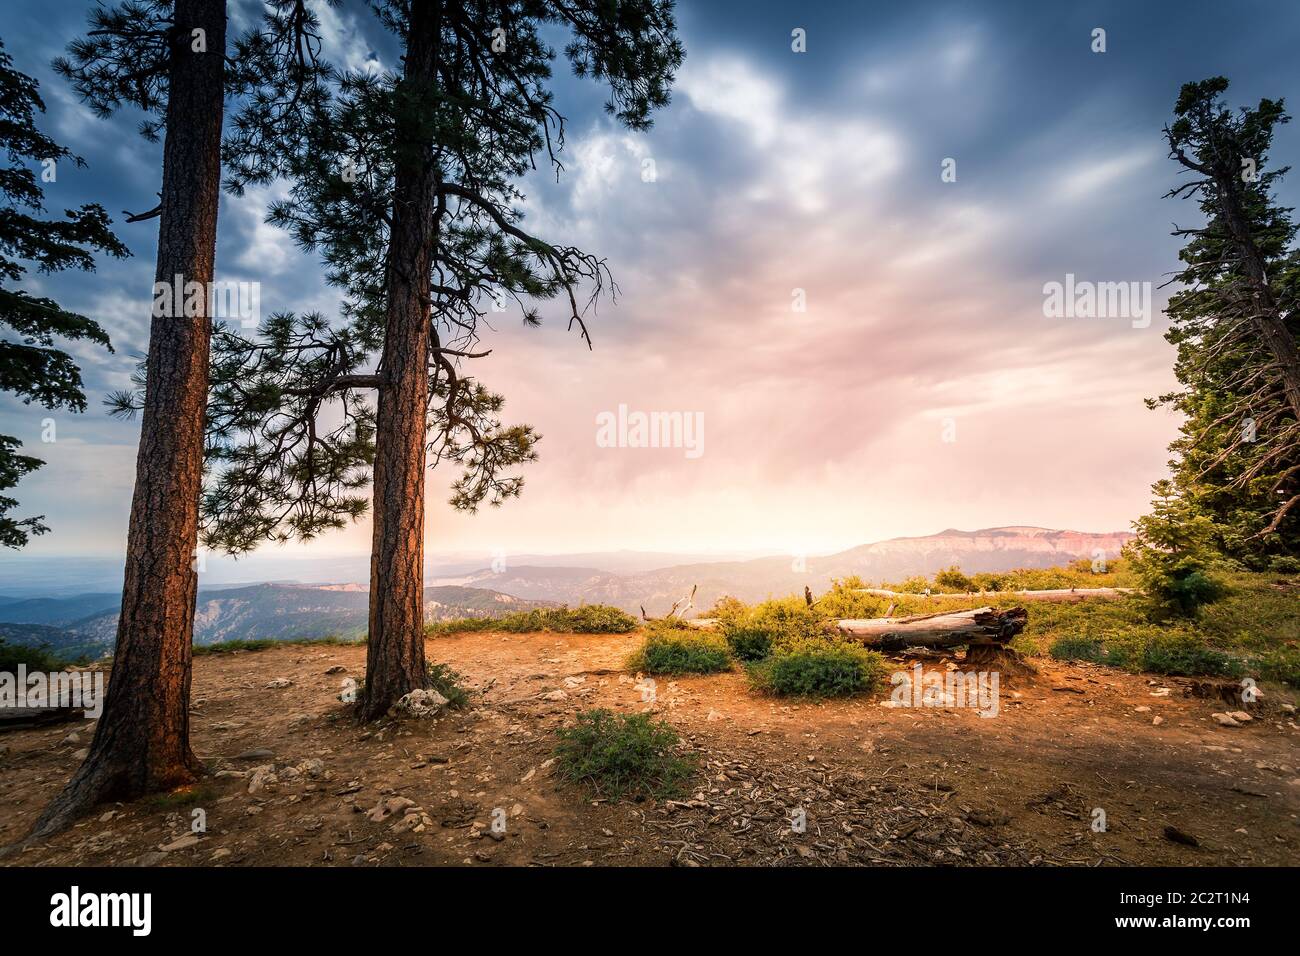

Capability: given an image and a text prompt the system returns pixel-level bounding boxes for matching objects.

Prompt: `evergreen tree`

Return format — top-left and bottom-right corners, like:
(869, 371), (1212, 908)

(30, 0), (334, 839)
(210, 0), (683, 719)
(1151, 77), (1300, 564)
(0, 40), (129, 548)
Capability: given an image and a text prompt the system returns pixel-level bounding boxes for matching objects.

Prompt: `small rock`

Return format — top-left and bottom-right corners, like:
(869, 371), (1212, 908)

(247, 765), (279, 795)
(1226, 711), (1253, 723)
(540, 689), (568, 701)
(1211, 713), (1241, 727)
(325, 665), (346, 675)
(266, 678), (293, 689)
(210, 848), (232, 862)
(390, 688), (448, 718)
(159, 834), (201, 853)
(234, 748), (275, 761)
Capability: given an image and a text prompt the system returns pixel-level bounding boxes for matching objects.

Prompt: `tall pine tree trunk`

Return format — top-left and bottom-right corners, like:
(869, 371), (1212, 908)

(29, 0), (225, 837)
(359, 1), (441, 721)
(1213, 166), (1300, 421)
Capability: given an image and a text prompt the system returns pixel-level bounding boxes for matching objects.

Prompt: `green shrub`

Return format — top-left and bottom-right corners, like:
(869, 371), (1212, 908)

(628, 630), (731, 675)
(748, 639), (885, 698)
(724, 625), (774, 662)
(1267, 555), (1300, 575)
(430, 604), (638, 635)
(732, 597), (825, 643)
(705, 595), (748, 628)
(934, 566), (975, 592)
(0, 638), (72, 673)
(890, 575), (932, 594)
(193, 636), (360, 655)
(425, 661), (470, 708)
(1048, 636), (1106, 663)
(1251, 648), (1300, 687)
(1140, 632), (1238, 677)
(554, 709), (695, 800)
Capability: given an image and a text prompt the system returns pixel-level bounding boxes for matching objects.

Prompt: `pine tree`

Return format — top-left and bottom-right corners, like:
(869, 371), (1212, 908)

(0, 40), (129, 548)
(210, 0), (683, 719)
(1151, 77), (1300, 564)
(29, 0), (334, 839)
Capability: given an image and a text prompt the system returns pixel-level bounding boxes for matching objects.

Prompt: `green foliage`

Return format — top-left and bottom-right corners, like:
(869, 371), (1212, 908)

(628, 629), (731, 675)
(1151, 76), (1300, 566)
(0, 40), (129, 547)
(934, 566), (976, 591)
(748, 639), (886, 699)
(0, 637), (74, 673)
(723, 625), (774, 663)
(201, 1), (683, 553)
(891, 575), (931, 594)
(732, 597), (825, 642)
(192, 636), (361, 655)
(1139, 632), (1239, 677)
(429, 604), (638, 635)
(425, 661), (469, 708)
(1253, 648), (1300, 687)
(553, 709), (695, 801)
(1048, 636), (1107, 663)
(882, 559), (1134, 595)
(813, 580), (893, 620)
(1125, 482), (1229, 615)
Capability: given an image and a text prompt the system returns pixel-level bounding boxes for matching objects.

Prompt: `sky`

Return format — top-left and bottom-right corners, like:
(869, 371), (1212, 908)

(2, 0), (1299, 568)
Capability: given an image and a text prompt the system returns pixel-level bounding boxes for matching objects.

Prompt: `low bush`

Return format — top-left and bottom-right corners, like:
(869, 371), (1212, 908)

(0, 638), (73, 673)
(193, 636), (360, 655)
(430, 604), (638, 635)
(1251, 647), (1300, 687)
(553, 709), (695, 800)
(425, 661), (470, 708)
(748, 639), (885, 698)
(1140, 632), (1239, 677)
(724, 625), (774, 662)
(717, 595), (826, 649)
(1048, 636), (1107, 663)
(627, 630), (731, 675)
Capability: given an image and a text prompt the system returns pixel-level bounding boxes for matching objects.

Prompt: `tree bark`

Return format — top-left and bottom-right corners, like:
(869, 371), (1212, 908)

(28, 0), (226, 839)
(359, 1), (442, 721)
(1212, 165), (1300, 422)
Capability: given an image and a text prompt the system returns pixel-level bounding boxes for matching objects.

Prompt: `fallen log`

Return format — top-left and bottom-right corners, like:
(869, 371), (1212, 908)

(855, 587), (1132, 603)
(833, 606), (1028, 652)
(0, 706), (84, 732)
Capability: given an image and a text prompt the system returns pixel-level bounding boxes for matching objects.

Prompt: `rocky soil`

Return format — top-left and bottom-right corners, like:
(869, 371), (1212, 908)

(1, 629), (1297, 867)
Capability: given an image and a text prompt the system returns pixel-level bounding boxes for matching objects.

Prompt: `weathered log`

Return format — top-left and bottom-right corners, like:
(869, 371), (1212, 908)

(832, 606), (1028, 652)
(855, 587), (1132, 603)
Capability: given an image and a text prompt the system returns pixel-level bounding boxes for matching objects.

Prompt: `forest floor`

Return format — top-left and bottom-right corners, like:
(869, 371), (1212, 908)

(1, 628), (1297, 867)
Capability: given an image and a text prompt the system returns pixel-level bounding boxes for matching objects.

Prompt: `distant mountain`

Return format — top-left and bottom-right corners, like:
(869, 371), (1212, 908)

(0, 592), (120, 627)
(0, 584), (556, 659)
(455, 527), (1134, 614)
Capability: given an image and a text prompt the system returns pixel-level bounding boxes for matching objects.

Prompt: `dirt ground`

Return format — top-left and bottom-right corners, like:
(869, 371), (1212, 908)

(1, 629), (1297, 867)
